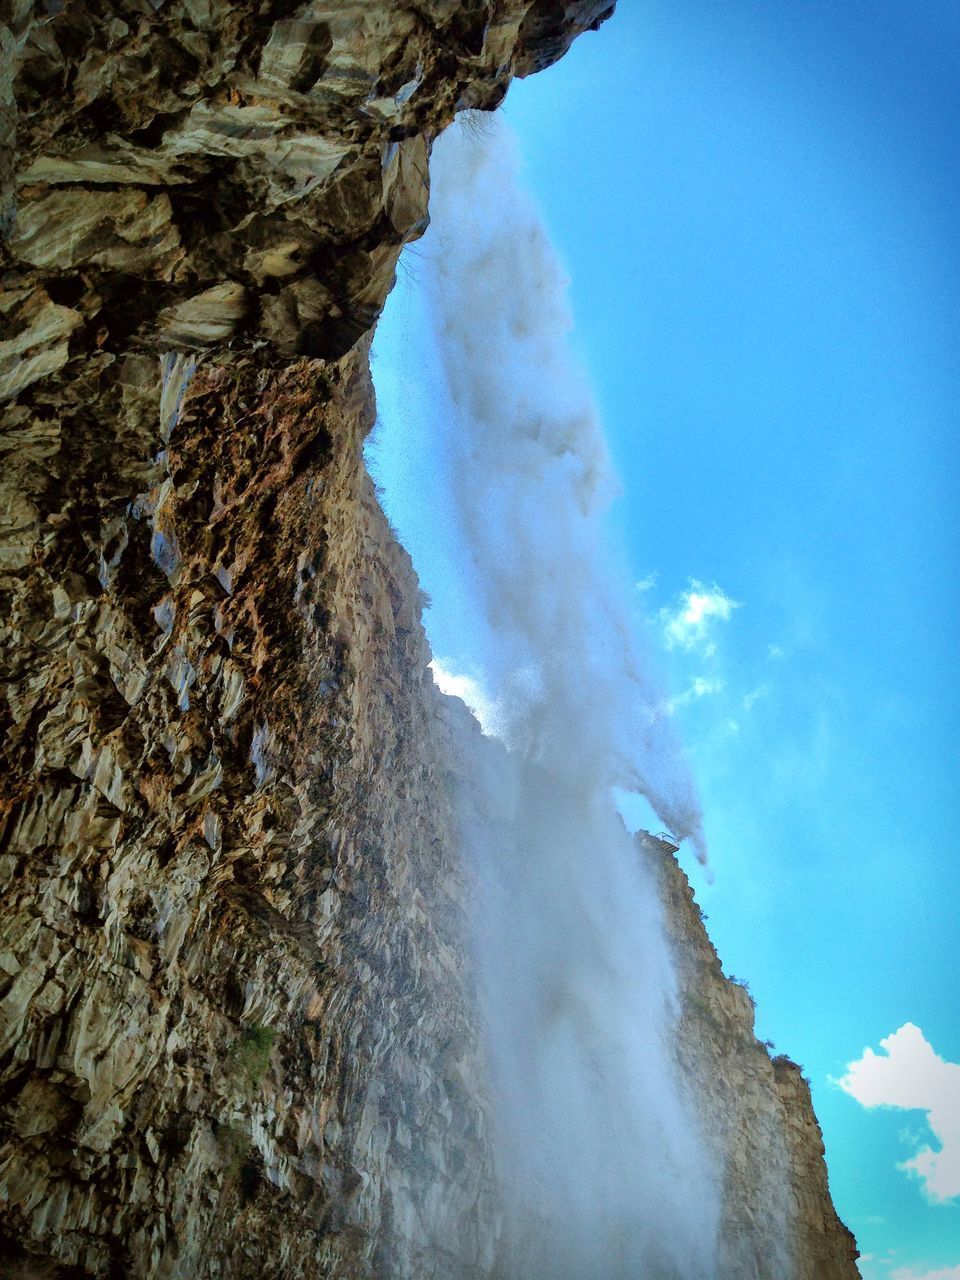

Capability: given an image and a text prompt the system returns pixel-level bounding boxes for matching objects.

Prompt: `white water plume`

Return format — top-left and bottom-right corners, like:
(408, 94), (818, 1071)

(370, 117), (721, 1278)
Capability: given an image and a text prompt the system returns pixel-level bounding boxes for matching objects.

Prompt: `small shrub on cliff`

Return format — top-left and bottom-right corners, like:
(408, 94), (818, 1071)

(231, 1023), (277, 1088)
(459, 108), (498, 142)
(771, 1052), (809, 1084)
(727, 975), (757, 1010)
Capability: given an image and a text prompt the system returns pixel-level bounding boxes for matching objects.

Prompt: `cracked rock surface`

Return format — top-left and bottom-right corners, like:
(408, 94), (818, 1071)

(644, 833), (860, 1280)
(0, 2), (856, 1277)
(0, 3), (612, 1273)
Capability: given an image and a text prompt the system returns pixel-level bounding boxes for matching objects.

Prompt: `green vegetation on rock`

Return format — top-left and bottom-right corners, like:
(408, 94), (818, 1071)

(231, 1024), (277, 1089)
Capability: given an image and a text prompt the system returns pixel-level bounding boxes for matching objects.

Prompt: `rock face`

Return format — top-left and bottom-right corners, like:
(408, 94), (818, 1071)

(0, 2), (856, 1277)
(0, 0), (613, 382)
(643, 834), (860, 1280)
(0, 336), (501, 1278)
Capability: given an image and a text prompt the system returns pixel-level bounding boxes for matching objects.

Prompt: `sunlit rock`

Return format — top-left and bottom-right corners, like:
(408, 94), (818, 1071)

(0, 1), (857, 1276)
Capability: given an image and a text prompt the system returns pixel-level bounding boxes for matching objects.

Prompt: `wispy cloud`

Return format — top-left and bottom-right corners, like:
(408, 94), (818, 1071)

(659, 580), (740, 654)
(635, 572), (658, 593)
(429, 659), (503, 737)
(743, 684), (769, 711)
(838, 1023), (960, 1202)
(667, 676), (726, 713)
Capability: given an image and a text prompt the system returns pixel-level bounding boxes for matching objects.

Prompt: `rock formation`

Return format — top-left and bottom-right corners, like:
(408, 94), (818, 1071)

(643, 834), (860, 1280)
(0, 2), (857, 1276)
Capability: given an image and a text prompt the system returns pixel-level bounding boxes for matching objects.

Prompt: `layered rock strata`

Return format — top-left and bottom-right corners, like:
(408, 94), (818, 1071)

(0, 338), (502, 1278)
(0, 2), (857, 1277)
(0, 3), (612, 1274)
(643, 833), (860, 1280)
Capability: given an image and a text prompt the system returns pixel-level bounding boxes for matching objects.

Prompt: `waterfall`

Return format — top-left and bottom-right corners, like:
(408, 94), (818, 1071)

(370, 116), (721, 1279)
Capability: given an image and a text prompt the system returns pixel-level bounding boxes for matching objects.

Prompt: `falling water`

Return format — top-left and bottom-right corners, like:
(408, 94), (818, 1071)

(370, 117), (721, 1278)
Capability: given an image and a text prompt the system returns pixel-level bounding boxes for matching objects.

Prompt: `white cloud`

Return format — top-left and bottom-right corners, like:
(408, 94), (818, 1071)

(659, 580), (740, 653)
(743, 684), (769, 711)
(692, 676), (724, 697)
(635, 572), (658, 593)
(666, 675), (726, 713)
(429, 659), (503, 736)
(891, 1267), (960, 1280)
(838, 1023), (960, 1202)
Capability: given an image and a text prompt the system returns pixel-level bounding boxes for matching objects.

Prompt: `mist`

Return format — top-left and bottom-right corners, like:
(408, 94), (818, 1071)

(369, 117), (721, 1278)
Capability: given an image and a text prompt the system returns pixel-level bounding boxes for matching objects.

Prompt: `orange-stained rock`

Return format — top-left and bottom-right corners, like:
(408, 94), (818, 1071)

(0, 1), (856, 1276)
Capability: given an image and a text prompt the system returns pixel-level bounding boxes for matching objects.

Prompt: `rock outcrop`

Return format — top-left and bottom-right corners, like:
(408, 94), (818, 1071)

(0, 2), (857, 1277)
(643, 833), (860, 1280)
(0, 333), (502, 1278)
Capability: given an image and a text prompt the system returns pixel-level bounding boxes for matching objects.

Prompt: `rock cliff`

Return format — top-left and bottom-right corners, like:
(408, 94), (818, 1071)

(0, 2), (857, 1277)
(642, 834), (860, 1280)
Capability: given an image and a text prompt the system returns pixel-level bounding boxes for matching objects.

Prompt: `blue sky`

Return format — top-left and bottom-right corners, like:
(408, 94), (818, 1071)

(370, 2), (959, 1275)
(497, 2), (959, 1275)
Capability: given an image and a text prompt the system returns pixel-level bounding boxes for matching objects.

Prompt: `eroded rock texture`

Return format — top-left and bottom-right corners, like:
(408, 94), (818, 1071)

(0, 3), (611, 1274)
(1, 334), (513, 1278)
(0, 0), (613, 381)
(644, 834), (860, 1280)
(0, 2), (857, 1277)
